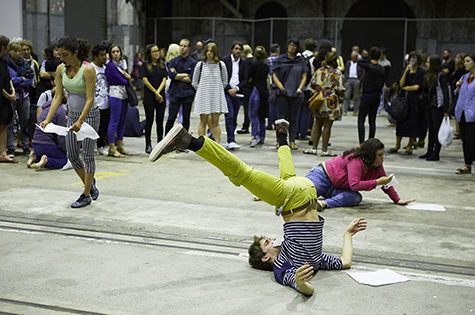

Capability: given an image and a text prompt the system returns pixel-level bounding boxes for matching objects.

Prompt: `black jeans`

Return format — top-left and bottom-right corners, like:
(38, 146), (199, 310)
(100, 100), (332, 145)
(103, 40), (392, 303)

(165, 94), (194, 134)
(425, 107), (444, 158)
(358, 92), (380, 144)
(97, 108), (110, 148)
(459, 112), (475, 165)
(144, 99), (166, 144)
(277, 94), (303, 142)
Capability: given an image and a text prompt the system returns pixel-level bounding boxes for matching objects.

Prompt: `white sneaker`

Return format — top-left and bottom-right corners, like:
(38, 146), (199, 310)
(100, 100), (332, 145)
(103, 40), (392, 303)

(225, 142), (240, 150)
(98, 147), (107, 156)
(61, 160), (73, 170)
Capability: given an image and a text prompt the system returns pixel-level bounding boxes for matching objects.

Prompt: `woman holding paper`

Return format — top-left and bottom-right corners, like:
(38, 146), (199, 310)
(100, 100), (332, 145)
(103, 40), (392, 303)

(305, 138), (415, 209)
(40, 36), (100, 208)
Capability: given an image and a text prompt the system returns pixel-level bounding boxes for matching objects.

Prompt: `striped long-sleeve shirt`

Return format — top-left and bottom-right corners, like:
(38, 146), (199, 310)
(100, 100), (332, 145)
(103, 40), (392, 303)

(273, 217), (342, 293)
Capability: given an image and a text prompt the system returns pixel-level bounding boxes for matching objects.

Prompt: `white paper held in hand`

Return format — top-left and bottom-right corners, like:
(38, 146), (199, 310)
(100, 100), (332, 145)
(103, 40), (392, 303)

(383, 174), (398, 189)
(36, 122), (99, 141)
(376, 173), (399, 189)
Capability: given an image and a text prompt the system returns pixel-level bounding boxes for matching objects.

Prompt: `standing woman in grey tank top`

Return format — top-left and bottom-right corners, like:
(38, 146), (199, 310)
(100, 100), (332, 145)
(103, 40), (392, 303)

(40, 37), (100, 208)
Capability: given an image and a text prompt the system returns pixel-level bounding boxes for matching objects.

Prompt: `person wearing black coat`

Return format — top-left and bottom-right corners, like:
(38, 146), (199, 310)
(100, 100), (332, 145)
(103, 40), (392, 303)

(419, 55), (452, 161)
(222, 41), (249, 150)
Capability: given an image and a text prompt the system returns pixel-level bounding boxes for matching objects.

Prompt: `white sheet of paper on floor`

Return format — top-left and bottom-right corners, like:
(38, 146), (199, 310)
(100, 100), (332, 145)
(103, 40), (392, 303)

(406, 203), (446, 212)
(346, 268), (410, 286)
(36, 122), (99, 141)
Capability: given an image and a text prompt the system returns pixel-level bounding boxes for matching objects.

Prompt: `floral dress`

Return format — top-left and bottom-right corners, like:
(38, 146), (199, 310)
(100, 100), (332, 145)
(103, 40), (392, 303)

(310, 66), (344, 120)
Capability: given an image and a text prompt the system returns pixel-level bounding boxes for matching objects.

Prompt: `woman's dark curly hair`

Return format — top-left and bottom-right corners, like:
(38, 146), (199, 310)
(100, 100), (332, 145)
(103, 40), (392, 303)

(56, 36), (91, 61)
(144, 44), (165, 71)
(342, 138), (385, 167)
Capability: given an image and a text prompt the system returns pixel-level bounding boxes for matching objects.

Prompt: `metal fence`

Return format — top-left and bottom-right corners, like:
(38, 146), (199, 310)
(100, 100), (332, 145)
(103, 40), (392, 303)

(148, 17), (475, 82)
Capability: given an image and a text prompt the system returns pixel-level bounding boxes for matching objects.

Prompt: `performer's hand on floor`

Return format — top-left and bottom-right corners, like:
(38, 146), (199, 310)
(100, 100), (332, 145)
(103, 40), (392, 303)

(397, 199), (416, 205)
(345, 218), (367, 236)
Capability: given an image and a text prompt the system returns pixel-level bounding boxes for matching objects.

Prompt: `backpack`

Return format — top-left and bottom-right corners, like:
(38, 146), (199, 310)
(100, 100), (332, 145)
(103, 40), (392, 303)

(303, 53), (314, 86)
(435, 73), (451, 108)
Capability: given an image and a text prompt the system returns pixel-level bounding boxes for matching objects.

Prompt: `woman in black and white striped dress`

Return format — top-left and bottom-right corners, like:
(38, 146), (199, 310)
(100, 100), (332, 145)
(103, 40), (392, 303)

(192, 42), (228, 144)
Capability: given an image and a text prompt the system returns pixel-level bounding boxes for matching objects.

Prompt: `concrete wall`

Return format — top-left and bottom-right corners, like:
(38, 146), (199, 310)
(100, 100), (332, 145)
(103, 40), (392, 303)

(0, 0), (23, 40)
(23, 0), (64, 60)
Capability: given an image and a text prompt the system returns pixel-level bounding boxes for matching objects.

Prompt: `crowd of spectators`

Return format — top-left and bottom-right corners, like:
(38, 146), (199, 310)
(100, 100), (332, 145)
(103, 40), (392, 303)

(1, 34), (474, 176)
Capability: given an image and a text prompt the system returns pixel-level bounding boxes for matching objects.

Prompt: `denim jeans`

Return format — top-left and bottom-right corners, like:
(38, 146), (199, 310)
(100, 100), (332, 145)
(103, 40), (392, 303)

(305, 165), (362, 208)
(108, 97), (128, 143)
(248, 88), (266, 140)
(166, 94), (193, 134)
(224, 94), (241, 143)
(343, 78), (360, 112)
(267, 88), (279, 128)
(7, 97), (31, 150)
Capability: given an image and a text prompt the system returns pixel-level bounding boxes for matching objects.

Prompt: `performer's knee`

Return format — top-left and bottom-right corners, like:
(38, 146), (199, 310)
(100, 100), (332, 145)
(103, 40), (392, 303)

(353, 192), (363, 206)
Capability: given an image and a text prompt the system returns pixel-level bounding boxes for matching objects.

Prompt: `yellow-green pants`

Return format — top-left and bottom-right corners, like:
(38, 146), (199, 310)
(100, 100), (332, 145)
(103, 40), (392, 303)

(196, 137), (317, 213)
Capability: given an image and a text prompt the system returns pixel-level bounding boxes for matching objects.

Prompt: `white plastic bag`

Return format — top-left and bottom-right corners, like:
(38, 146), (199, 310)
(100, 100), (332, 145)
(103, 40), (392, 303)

(438, 116), (453, 147)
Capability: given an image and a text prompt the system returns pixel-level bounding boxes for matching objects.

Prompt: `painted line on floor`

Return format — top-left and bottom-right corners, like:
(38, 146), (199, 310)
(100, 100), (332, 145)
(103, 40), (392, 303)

(383, 163), (461, 174)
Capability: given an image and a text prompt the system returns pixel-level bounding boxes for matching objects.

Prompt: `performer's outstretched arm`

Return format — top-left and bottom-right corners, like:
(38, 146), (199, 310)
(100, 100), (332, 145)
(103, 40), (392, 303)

(341, 217), (367, 268)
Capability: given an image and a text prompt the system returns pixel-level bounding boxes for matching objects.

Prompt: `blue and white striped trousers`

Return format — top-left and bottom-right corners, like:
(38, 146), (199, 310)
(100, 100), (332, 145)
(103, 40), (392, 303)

(66, 108), (100, 173)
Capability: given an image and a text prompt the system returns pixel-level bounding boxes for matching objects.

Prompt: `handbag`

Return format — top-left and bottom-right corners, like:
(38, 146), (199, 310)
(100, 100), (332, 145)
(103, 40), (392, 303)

(126, 84), (138, 107)
(308, 90), (324, 112)
(387, 90), (408, 122)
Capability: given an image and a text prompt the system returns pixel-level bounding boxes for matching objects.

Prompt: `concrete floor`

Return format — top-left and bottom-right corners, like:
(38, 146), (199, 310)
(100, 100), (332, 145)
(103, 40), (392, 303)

(0, 107), (474, 315)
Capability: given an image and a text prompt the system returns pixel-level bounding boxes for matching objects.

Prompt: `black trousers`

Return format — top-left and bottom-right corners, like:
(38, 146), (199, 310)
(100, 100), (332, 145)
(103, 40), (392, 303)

(144, 99), (166, 144)
(459, 112), (475, 165)
(425, 107), (444, 158)
(97, 108), (110, 148)
(357, 92), (380, 144)
(276, 94), (303, 142)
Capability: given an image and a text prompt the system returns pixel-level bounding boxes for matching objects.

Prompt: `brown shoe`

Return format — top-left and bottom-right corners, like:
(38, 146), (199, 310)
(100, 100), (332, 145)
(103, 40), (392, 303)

(108, 144), (124, 158)
(116, 140), (131, 155)
(455, 166), (472, 174)
(149, 124), (192, 162)
(290, 142), (298, 150)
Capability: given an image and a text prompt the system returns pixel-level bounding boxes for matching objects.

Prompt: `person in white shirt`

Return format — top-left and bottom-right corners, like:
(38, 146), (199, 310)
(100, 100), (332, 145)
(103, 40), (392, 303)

(91, 43), (110, 155)
(343, 51), (364, 115)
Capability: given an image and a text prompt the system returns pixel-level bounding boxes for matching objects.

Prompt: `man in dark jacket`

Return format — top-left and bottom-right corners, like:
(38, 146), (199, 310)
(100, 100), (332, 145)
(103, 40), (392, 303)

(222, 41), (249, 150)
(343, 51), (364, 115)
(357, 47), (385, 145)
(165, 38), (197, 134)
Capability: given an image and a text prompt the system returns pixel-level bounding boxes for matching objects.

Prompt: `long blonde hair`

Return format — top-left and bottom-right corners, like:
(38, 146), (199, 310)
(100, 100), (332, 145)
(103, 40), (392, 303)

(202, 42), (221, 63)
(243, 44), (253, 58)
(165, 43), (180, 63)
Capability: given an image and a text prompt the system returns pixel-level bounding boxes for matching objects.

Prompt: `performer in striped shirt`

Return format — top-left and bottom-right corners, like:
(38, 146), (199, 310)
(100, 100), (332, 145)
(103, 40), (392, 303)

(149, 119), (367, 295)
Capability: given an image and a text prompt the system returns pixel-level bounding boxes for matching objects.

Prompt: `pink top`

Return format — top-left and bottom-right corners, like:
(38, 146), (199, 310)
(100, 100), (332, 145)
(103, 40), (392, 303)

(324, 154), (400, 203)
